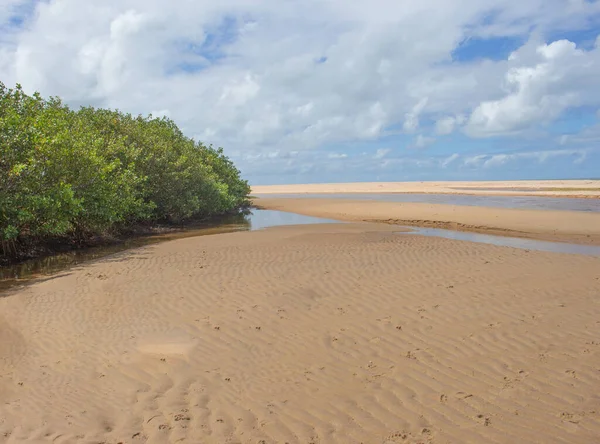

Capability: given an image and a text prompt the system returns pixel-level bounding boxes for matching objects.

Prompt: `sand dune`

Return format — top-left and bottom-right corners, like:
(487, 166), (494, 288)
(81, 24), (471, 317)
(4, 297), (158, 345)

(1, 222), (600, 443)
(255, 197), (600, 245)
(252, 180), (600, 198)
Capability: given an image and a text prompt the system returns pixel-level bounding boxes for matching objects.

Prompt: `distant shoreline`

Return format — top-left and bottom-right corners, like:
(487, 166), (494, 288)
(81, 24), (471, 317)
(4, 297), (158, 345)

(252, 180), (600, 199)
(254, 197), (600, 246)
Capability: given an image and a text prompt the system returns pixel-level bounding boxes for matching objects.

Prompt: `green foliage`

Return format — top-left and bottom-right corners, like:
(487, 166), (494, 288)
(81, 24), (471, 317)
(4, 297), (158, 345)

(0, 82), (250, 258)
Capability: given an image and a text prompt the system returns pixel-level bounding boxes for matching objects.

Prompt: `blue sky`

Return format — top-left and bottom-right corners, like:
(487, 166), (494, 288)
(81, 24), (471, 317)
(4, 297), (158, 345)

(1, 0), (600, 184)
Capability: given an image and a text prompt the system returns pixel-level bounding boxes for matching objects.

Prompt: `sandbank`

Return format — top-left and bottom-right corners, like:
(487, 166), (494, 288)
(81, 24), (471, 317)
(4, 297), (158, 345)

(252, 180), (600, 198)
(255, 197), (600, 245)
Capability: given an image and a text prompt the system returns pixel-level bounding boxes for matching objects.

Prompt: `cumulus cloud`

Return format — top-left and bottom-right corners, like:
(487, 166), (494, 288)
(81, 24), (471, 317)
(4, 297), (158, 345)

(465, 39), (600, 136)
(403, 98), (428, 133)
(412, 134), (436, 149)
(435, 117), (457, 135)
(373, 148), (391, 159)
(435, 115), (465, 135)
(1, 0), (600, 182)
(463, 148), (591, 168)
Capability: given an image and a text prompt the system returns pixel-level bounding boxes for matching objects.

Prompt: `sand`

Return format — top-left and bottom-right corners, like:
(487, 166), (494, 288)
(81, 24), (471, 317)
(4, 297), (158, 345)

(252, 180), (600, 198)
(255, 197), (600, 245)
(1, 222), (600, 443)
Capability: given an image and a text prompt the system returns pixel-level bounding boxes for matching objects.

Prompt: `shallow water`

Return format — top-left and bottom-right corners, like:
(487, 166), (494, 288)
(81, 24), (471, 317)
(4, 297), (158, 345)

(2, 208), (598, 294)
(247, 209), (339, 229)
(256, 193), (600, 212)
(397, 227), (600, 256)
(0, 210), (339, 293)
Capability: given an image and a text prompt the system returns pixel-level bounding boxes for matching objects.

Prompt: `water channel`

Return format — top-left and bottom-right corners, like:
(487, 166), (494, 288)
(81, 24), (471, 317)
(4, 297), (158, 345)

(1, 208), (599, 295)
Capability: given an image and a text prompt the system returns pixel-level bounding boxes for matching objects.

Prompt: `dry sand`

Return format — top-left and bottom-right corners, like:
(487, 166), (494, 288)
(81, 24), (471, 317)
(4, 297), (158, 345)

(255, 197), (600, 245)
(252, 180), (600, 198)
(1, 222), (600, 443)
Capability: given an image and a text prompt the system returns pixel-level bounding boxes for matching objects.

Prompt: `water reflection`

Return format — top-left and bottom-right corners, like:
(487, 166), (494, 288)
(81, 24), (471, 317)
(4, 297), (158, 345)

(4, 207), (598, 295)
(396, 227), (600, 256)
(256, 193), (600, 212)
(248, 209), (339, 229)
(0, 210), (339, 293)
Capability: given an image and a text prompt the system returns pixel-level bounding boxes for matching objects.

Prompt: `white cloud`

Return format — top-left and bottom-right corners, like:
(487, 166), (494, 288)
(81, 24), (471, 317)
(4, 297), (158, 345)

(403, 98), (428, 133)
(483, 154), (511, 168)
(463, 154), (488, 167)
(435, 117), (457, 135)
(373, 148), (391, 159)
(463, 148), (592, 168)
(413, 134), (436, 149)
(239, 145), (599, 184)
(465, 39), (600, 137)
(1, 0), (600, 182)
(441, 153), (460, 168)
(435, 114), (465, 135)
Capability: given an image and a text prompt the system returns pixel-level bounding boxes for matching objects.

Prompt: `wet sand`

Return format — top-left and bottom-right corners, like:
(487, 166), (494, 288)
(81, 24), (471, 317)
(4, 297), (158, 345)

(0, 210), (339, 294)
(255, 197), (600, 245)
(252, 180), (600, 198)
(1, 222), (600, 443)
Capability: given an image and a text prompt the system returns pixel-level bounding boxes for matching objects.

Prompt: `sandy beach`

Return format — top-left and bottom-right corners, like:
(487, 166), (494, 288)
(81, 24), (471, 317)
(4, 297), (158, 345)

(252, 180), (600, 198)
(255, 197), (600, 245)
(1, 220), (600, 443)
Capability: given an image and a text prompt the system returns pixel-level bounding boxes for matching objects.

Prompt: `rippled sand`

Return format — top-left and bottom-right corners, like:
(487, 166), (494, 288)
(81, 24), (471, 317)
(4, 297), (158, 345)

(1, 222), (599, 443)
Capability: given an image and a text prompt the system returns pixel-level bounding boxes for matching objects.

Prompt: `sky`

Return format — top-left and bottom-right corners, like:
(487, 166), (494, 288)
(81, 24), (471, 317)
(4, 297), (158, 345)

(1, 0), (600, 185)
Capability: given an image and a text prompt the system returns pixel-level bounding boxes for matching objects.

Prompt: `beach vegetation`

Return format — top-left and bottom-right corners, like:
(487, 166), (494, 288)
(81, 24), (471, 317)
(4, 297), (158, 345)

(0, 83), (250, 260)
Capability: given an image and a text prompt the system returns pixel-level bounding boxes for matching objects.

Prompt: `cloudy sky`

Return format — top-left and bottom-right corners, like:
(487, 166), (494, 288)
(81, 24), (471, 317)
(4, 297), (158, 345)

(1, 0), (600, 184)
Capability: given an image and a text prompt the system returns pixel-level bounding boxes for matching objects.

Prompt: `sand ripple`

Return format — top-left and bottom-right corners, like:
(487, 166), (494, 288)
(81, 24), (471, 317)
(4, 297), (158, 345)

(1, 223), (599, 443)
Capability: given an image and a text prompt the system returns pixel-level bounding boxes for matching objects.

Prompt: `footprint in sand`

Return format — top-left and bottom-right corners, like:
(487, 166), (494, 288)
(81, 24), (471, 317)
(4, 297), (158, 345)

(174, 413), (191, 422)
(475, 414), (492, 426)
(455, 392), (473, 400)
(384, 428), (434, 443)
(560, 412), (584, 424)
